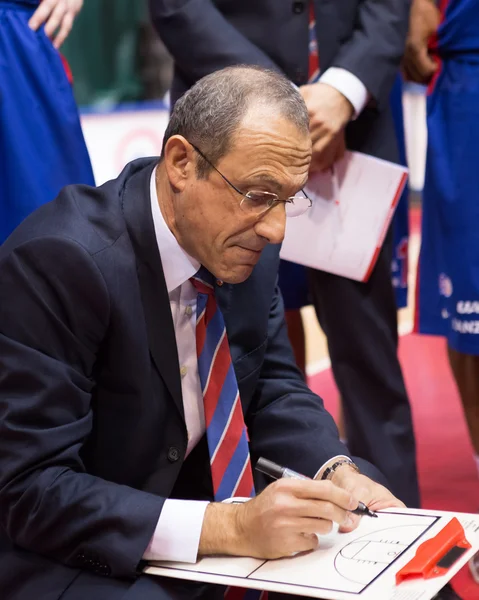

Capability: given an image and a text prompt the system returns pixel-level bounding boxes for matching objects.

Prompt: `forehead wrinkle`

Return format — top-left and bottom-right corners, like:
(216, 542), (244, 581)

(242, 134), (311, 158)
(246, 145), (312, 172)
(235, 125), (310, 153)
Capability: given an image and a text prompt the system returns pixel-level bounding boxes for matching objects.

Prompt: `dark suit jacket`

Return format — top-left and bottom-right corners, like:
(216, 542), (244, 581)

(0, 159), (372, 598)
(150, 0), (411, 161)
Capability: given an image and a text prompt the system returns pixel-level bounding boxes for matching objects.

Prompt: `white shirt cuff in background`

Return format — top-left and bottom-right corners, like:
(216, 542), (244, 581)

(319, 67), (370, 119)
(143, 499), (209, 563)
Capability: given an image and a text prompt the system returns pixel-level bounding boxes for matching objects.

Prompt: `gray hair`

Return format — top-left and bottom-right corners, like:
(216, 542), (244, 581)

(160, 65), (309, 178)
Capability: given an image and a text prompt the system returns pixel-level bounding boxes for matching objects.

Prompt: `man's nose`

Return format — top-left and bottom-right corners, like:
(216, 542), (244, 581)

(253, 203), (287, 245)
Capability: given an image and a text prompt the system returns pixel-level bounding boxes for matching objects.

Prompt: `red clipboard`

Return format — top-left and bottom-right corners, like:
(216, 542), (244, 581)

(396, 517), (471, 584)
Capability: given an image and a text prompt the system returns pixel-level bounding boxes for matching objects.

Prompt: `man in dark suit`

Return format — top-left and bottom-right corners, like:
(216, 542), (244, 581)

(149, 0), (421, 509)
(0, 66), (406, 600)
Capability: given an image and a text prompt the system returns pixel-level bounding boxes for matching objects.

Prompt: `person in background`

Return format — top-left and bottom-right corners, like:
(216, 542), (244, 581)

(149, 0), (420, 510)
(334, 71), (412, 440)
(0, 0), (93, 244)
(403, 0), (479, 584)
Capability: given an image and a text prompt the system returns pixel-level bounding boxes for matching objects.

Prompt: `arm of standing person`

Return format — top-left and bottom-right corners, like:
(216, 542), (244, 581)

(148, 0), (280, 86)
(300, 0), (413, 172)
(402, 0), (441, 84)
(323, 0), (413, 109)
(28, 0), (83, 48)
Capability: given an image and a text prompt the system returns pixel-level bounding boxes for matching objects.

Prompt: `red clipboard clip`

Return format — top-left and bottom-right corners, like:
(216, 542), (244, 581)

(396, 518), (471, 584)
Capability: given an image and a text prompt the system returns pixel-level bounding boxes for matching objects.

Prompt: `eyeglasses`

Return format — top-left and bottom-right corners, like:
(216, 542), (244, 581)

(190, 143), (312, 218)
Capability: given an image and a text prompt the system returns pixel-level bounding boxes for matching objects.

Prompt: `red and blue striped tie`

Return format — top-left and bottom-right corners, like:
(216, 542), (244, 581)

(191, 269), (266, 600)
(191, 269), (255, 501)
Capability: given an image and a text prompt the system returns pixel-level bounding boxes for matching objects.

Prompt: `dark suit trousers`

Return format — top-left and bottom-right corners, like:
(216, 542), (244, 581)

(308, 229), (420, 508)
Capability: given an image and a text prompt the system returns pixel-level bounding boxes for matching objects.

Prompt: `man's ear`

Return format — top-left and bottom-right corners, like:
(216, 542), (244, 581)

(163, 135), (195, 192)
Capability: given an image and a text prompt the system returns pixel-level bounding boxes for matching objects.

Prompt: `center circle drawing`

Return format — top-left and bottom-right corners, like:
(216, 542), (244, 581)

(334, 525), (426, 585)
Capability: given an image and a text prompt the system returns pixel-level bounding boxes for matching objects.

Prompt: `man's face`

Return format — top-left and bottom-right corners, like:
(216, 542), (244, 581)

(164, 106), (311, 284)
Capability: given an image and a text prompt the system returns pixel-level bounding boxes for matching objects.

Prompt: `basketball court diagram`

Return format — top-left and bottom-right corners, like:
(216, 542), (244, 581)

(147, 510), (479, 600)
(241, 513), (440, 594)
(334, 524), (434, 587)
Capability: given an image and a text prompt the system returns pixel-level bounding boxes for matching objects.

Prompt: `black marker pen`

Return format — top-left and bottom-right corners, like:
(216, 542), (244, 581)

(255, 457), (378, 518)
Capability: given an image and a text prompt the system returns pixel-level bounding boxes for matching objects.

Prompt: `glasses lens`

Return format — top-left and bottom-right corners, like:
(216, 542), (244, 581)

(285, 196), (311, 218)
(241, 191), (279, 215)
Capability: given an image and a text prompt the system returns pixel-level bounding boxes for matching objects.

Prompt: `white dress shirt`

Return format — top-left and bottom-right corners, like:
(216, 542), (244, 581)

(143, 169), (349, 564)
(319, 67), (370, 118)
(143, 169), (209, 564)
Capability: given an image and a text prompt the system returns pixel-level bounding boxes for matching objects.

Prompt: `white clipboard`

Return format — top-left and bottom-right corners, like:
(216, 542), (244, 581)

(280, 151), (408, 282)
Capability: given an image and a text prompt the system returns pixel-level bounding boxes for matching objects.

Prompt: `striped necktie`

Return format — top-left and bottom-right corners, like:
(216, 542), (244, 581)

(191, 269), (265, 599)
(308, 1), (320, 83)
(191, 268), (255, 501)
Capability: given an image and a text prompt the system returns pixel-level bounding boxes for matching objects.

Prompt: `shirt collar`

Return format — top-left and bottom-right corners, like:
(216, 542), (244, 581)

(150, 167), (200, 293)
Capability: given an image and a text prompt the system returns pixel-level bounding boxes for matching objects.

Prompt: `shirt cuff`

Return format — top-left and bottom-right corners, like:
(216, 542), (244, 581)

(319, 67), (370, 119)
(314, 455), (352, 480)
(143, 499), (209, 563)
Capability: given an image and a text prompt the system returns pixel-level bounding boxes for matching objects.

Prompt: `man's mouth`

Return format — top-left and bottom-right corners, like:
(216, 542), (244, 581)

(237, 245), (264, 254)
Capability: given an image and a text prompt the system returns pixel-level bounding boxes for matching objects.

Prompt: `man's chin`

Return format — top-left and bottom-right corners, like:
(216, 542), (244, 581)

(221, 263), (256, 285)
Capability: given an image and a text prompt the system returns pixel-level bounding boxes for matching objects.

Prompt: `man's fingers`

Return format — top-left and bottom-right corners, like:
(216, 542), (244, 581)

(296, 516), (337, 536)
(404, 47), (438, 84)
(309, 121), (331, 145)
(333, 135), (346, 164)
(310, 144), (337, 173)
(416, 49), (438, 80)
(293, 533), (319, 555)
(28, 0), (57, 30)
(293, 499), (352, 529)
(401, 62), (416, 84)
(402, 52), (425, 84)
(369, 496), (406, 512)
(52, 11), (74, 48)
(338, 513), (360, 533)
(291, 479), (357, 511)
(44, 1), (68, 39)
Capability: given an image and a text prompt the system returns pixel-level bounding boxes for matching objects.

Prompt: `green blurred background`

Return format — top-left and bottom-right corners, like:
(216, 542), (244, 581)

(62, 0), (172, 108)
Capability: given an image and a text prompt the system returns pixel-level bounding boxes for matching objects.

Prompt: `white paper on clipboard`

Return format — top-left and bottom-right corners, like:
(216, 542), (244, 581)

(145, 508), (479, 600)
(279, 151), (408, 282)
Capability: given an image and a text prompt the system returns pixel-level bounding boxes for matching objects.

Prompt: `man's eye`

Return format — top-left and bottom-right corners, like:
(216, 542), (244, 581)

(245, 191), (277, 204)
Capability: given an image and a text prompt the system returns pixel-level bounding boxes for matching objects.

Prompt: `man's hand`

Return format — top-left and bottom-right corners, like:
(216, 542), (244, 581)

(28, 0), (83, 49)
(199, 478), (359, 559)
(327, 464), (405, 533)
(300, 82), (353, 173)
(403, 0), (441, 84)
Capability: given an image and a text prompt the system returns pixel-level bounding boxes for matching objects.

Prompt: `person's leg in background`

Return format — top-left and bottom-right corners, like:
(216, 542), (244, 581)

(308, 225), (420, 508)
(416, 57), (479, 583)
(334, 73), (412, 445)
(278, 260), (311, 376)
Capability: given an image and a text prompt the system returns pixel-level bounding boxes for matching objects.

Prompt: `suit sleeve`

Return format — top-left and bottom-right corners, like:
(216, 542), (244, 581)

(0, 236), (164, 578)
(247, 284), (351, 479)
(330, 0), (412, 108)
(148, 0), (280, 84)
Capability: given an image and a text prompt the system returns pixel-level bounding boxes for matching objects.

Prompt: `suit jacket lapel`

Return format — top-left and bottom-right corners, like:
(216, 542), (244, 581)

(121, 160), (184, 420)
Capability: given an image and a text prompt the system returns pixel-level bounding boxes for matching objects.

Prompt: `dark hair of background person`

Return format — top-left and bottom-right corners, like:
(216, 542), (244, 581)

(160, 65), (309, 178)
